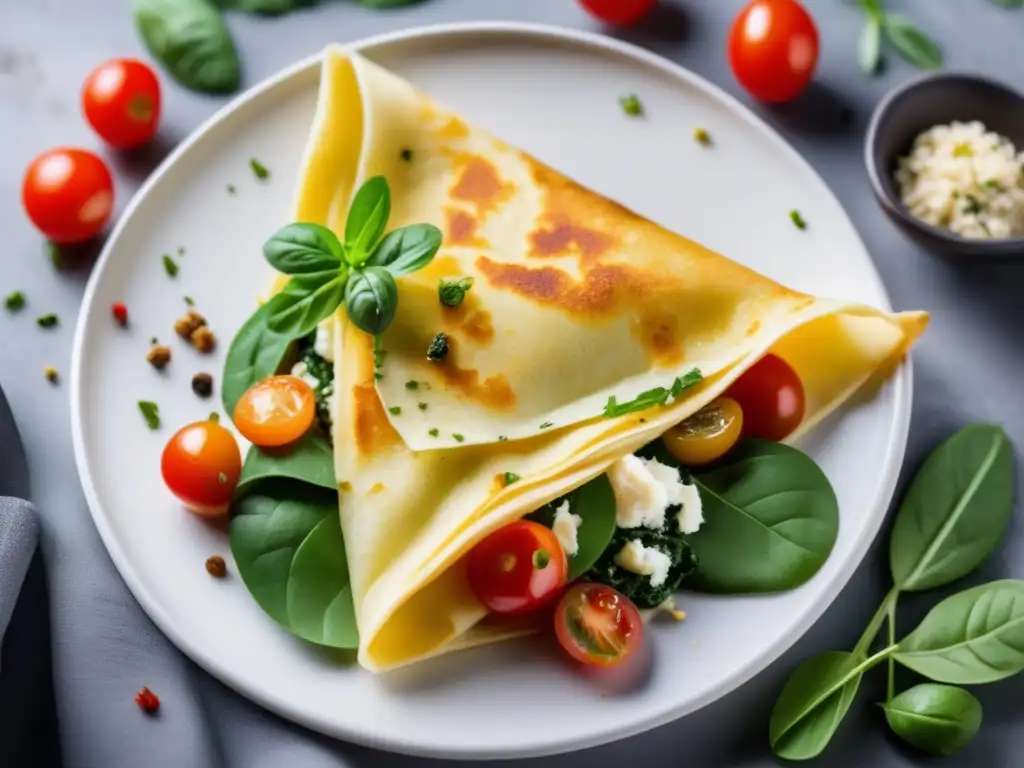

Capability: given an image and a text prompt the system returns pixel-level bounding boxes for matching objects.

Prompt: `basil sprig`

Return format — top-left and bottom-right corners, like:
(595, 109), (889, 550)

(854, 0), (942, 74)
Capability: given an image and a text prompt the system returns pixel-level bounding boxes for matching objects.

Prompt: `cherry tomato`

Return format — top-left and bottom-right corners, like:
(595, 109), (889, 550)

(466, 520), (568, 615)
(161, 420), (242, 516)
(233, 375), (316, 447)
(728, 0), (819, 103)
(578, 0), (657, 27)
(554, 583), (644, 667)
(82, 58), (161, 149)
(663, 397), (744, 466)
(21, 148), (114, 244)
(724, 353), (805, 442)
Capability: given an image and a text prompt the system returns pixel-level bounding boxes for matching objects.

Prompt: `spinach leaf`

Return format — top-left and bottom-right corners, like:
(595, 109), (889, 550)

(684, 440), (839, 593)
(221, 302), (293, 415)
(894, 580), (1024, 684)
(889, 424), (1013, 592)
(236, 432), (335, 496)
(366, 224), (443, 277)
(230, 486), (357, 649)
(527, 474), (617, 579)
(345, 266), (398, 335)
(133, 0), (241, 94)
(265, 273), (346, 338)
(883, 15), (942, 70)
(883, 684), (982, 756)
(215, 0), (320, 14)
(344, 176), (391, 267)
(263, 223), (345, 275)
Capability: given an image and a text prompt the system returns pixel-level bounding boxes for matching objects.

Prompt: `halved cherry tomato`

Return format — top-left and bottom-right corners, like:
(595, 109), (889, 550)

(578, 0), (657, 26)
(233, 375), (316, 447)
(724, 353), (805, 442)
(161, 420), (242, 517)
(554, 583), (644, 667)
(466, 520), (568, 615)
(663, 397), (744, 466)
(22, 148), (114, 243)
(82, 58), (161, 149)
(728, 0), (819, 103)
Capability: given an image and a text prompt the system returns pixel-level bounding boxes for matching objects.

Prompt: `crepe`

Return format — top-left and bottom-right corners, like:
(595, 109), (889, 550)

(285, 47), (928, 672)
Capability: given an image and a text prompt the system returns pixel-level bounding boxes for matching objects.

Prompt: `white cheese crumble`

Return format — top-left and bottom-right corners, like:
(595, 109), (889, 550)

(289, 361), (319, 391)
(608, 454), (689, 530)
(676, 483), (704, 534)
(614, 539), (673, 587)
(313, 319), (335, 362)
(551, 500), (582, 557)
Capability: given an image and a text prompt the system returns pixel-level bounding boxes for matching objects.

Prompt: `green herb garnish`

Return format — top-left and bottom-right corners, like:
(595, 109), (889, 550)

(539, 422), (554, 430)
(603, 368), (703, 418)
(405, 380), (419, 390)
(36, 313), (58, 328)
(177, 246), (186, 256)
(5, 291), (25, 311)
(953, 143), (973, 158)
(619, 94), (643, 117)
(428, 428), (439, 437)
(693, 127), (712, 146)
(163, 254), (179, 277)
(46, 242), (61, 269)
(427, 332), (449, 361)
(982, 179), (1005, 191)
(184, 296), (195, 306)
(438, 277), (473, 308)
(227, 183), (237, 195)
(400, 148), (413, 162)
(208, 412), (220, 423)
(250, 158), (270, 180)
(452, 433), (464, 443)
(532, 548), (551, 569)
(418, 402), (428, 411)
(497, 435), (508, 442)
(790, 210), (808, 230)
(388, 406), (402, 415)
(138, 400), (160, 430)
(504, 472), (520, 485)
(963, 195), (983, 215)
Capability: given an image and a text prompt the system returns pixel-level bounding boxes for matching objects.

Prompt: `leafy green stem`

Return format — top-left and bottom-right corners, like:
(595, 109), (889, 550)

(886, 598), (897, 702)
(853, 585), (900, 658)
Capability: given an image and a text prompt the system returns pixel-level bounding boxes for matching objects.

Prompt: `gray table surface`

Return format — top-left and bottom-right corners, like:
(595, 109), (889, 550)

(3, 1), (1024, 766)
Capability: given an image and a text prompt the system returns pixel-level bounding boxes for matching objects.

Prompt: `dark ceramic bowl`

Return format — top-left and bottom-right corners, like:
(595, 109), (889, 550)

(865, 72), (1024, 260)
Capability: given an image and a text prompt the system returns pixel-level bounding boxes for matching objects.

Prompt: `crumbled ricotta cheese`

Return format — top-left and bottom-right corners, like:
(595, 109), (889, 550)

(676, 482), (704, 534)
(314, 319), (335, 362)
(614, 539), (673, 587)
(551, 500), (582, 556)
(290, 361), (319, 390)
(608, 454), (689, 530)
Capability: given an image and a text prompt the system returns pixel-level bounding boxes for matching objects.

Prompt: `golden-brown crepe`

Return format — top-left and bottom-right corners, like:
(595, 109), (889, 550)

(283, 46), (927, 672)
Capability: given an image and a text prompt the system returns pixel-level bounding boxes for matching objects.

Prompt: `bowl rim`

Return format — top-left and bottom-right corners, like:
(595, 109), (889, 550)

(863, 70), (1024, 250)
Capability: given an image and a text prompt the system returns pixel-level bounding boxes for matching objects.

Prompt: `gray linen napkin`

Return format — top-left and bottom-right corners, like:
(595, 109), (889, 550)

(0, 497), (37, 657)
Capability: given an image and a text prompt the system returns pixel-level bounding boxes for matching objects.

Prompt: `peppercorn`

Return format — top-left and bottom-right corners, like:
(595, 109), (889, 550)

(191, 372), (214, 398)
(146, 344), (172, 370)
(205, 555), (227, 578)
(191, 325), (216, 353)
(135, 686), (160, 714)
(174, 310), (206, 340)
(111, 302), (128, 327)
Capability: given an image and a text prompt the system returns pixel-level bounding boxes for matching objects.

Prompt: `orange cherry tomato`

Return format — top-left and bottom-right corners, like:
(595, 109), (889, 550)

(728, 0), (819, 103)
(82, 58), (161, 149)
(466, 520), (568, 615)
(161, 420), (242, 517)
(554, 583), (644, 668)
(22, 148), (114, 244)
(663, 397), (744, 466)
(724, 353), (805, 442)
(233, 375), (316, 447)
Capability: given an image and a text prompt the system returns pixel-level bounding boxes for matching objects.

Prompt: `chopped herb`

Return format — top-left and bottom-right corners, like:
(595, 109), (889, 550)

(162, 254), (179, 277)
(428, 428), (439, 437)
(982, 179), (1005, 191)
(46, 242), (61, 269)
(619, 93), (644, 116)
(227, 183), (237, 195)
(249, 158), (269, 180)
(36, 313), (58, 328)
(452, 433), (465, 443)
(184, 296), (195, 306)
(150, 336), (158, 345)
(603, 368), (703, 418)
(497, 435), (508, 442)
(44, 366), (58, 384)
(789, 210), (807, 230)
(4, 291), (25, 311)
(373, 334), (386, 369)
(963, 195), (983, 215)
(388, 406), (402, 415)
(504, 472), (520, 485)
(532, 549), (551, 569)
(669, 368), (704, 398)
(405, 380), (419, 390)
(418, 402), (428, 411)
(427, 332), (449, 362)
(208, 412), (220, 423)
(539, 421), (554, 429)
(177, 246), (186, 256)
(438, 277), (474, 308)
(138, 400), (160, 430)
(374, 372), (384, 380)
(693, 127), (712, 146)
(953, 143), (973, 158)
(217, 471), (227, 484)
(400, 148), (413, 162)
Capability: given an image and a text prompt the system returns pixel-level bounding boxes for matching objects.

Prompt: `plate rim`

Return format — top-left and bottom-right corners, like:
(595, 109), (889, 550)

(70, 20), (913, 759)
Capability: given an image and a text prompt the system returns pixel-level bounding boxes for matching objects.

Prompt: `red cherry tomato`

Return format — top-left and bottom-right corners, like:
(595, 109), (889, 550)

(161, 420), (242, 517)
(233, 375), (316, 448)
(724, 353), (806, 442)
(82, 58), (161, 149)
(554, 583), (644, 667)
(466, 520), (568, 615)
(728, 0), (819, 103)
(21, 148), (114, 244)
(578, 0), (657, 27)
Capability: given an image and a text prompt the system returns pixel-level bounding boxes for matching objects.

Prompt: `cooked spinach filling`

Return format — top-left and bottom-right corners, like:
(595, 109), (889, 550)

(295, 338), (334, 435)
(585, 526), (697, 609)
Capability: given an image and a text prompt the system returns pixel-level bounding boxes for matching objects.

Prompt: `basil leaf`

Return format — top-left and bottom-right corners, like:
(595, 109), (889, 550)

(230, 487), (357, 649)
(265, 273), (346, 338)
(214, 0), (320, 14)
(263, 223), (345, 275)
(366, 224), (443, 277)
(883, 684), (982, 756)
(345, 176), (391, 267)
(221, 302), (293, 415)
(344, 266), (398, 335)
(133, 0), (241, 94)
(857, 0), (883, 17)
(527, 474), (617, 579)
(236, 433), (335, 496)
(894, 580), (1024, 684)
(859, 15), (882, 74)
(989, 0), (1024, 7)
(883, 16), (942, 70)
(889, 424), (1013, 592)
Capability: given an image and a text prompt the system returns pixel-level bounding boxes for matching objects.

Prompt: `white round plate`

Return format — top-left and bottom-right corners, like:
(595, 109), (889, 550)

(71, 22), (912, 760)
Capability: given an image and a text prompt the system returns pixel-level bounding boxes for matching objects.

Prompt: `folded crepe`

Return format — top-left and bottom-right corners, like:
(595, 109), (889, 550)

(281, 47), (928, 672)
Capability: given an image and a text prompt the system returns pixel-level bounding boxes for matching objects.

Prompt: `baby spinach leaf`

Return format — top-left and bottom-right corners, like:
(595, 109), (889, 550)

(366, 224), (443, 277)
(894, 580), (1024, 684)
(345, 266), (398, 335)
(883, 15), (942, 70)
(236, 433), (336, 496)
(345, 176), (391, 267)
(133, 0), (241, 94)
(889, 424), (1013, 593)
(265, 273), (346, 338)
(684, 440), (839, 593)
(221, 302), (293, 415)
(528, 474), (617, 579)
(263, 223), (345, 275)
(883, 684), (982, 756)
(230, 487), (358, 649)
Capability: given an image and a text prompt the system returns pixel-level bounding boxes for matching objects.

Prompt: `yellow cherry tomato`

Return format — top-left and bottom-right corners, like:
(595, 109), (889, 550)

(662, 397), (744, 466)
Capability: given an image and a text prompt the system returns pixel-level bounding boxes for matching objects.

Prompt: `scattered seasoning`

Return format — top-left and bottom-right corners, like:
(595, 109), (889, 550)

(532, 549), (551, 569)
(963, 194), (983, 215)
(400, 148), (413, 162)
(191, 372), (214, 398)
(249, 158), (270, 180)
(174, 309), (206, 340)
(428, 428), (439, 437)
(184, 296), (195, 306)
(953, 143), (973, 158)
(44, 366), (58, 384)
(46, 242), (61, 269)
(218, 471), (228, 484)
(111, 302), (128, 327)
(36, 313), (58, 328)
(205, 555), (227, 578)
(177, 246), (186, 257)
(146, 344), (171, 370)
(162, 254), (179, 277)
(789, 210), (808, 230)
(418, 402), (428, 411)
(208, 412), (220, 423)
(426, 332), (449, 362)
(134, 687), (160, 715)
(4, 291), (25, 311)
(388, 406), (402, 415)
(539, 421), (554, 430)
(438, 277), (474, 308)
(150, 336), (158, 345)
(405, 380), (419, 390)
(693, 127), (712, 146)
(191, 325), (216, 352)
(452, 433), (465, 443)
(619, 93), (644, 117)
(227, 183), (237, 195)
(497, 435), (508, 442)
(504, 472), (520, 485)
(374, 372), (384, 380)
(982, 179), (1005, 191)
(138, 400), (160, 430)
